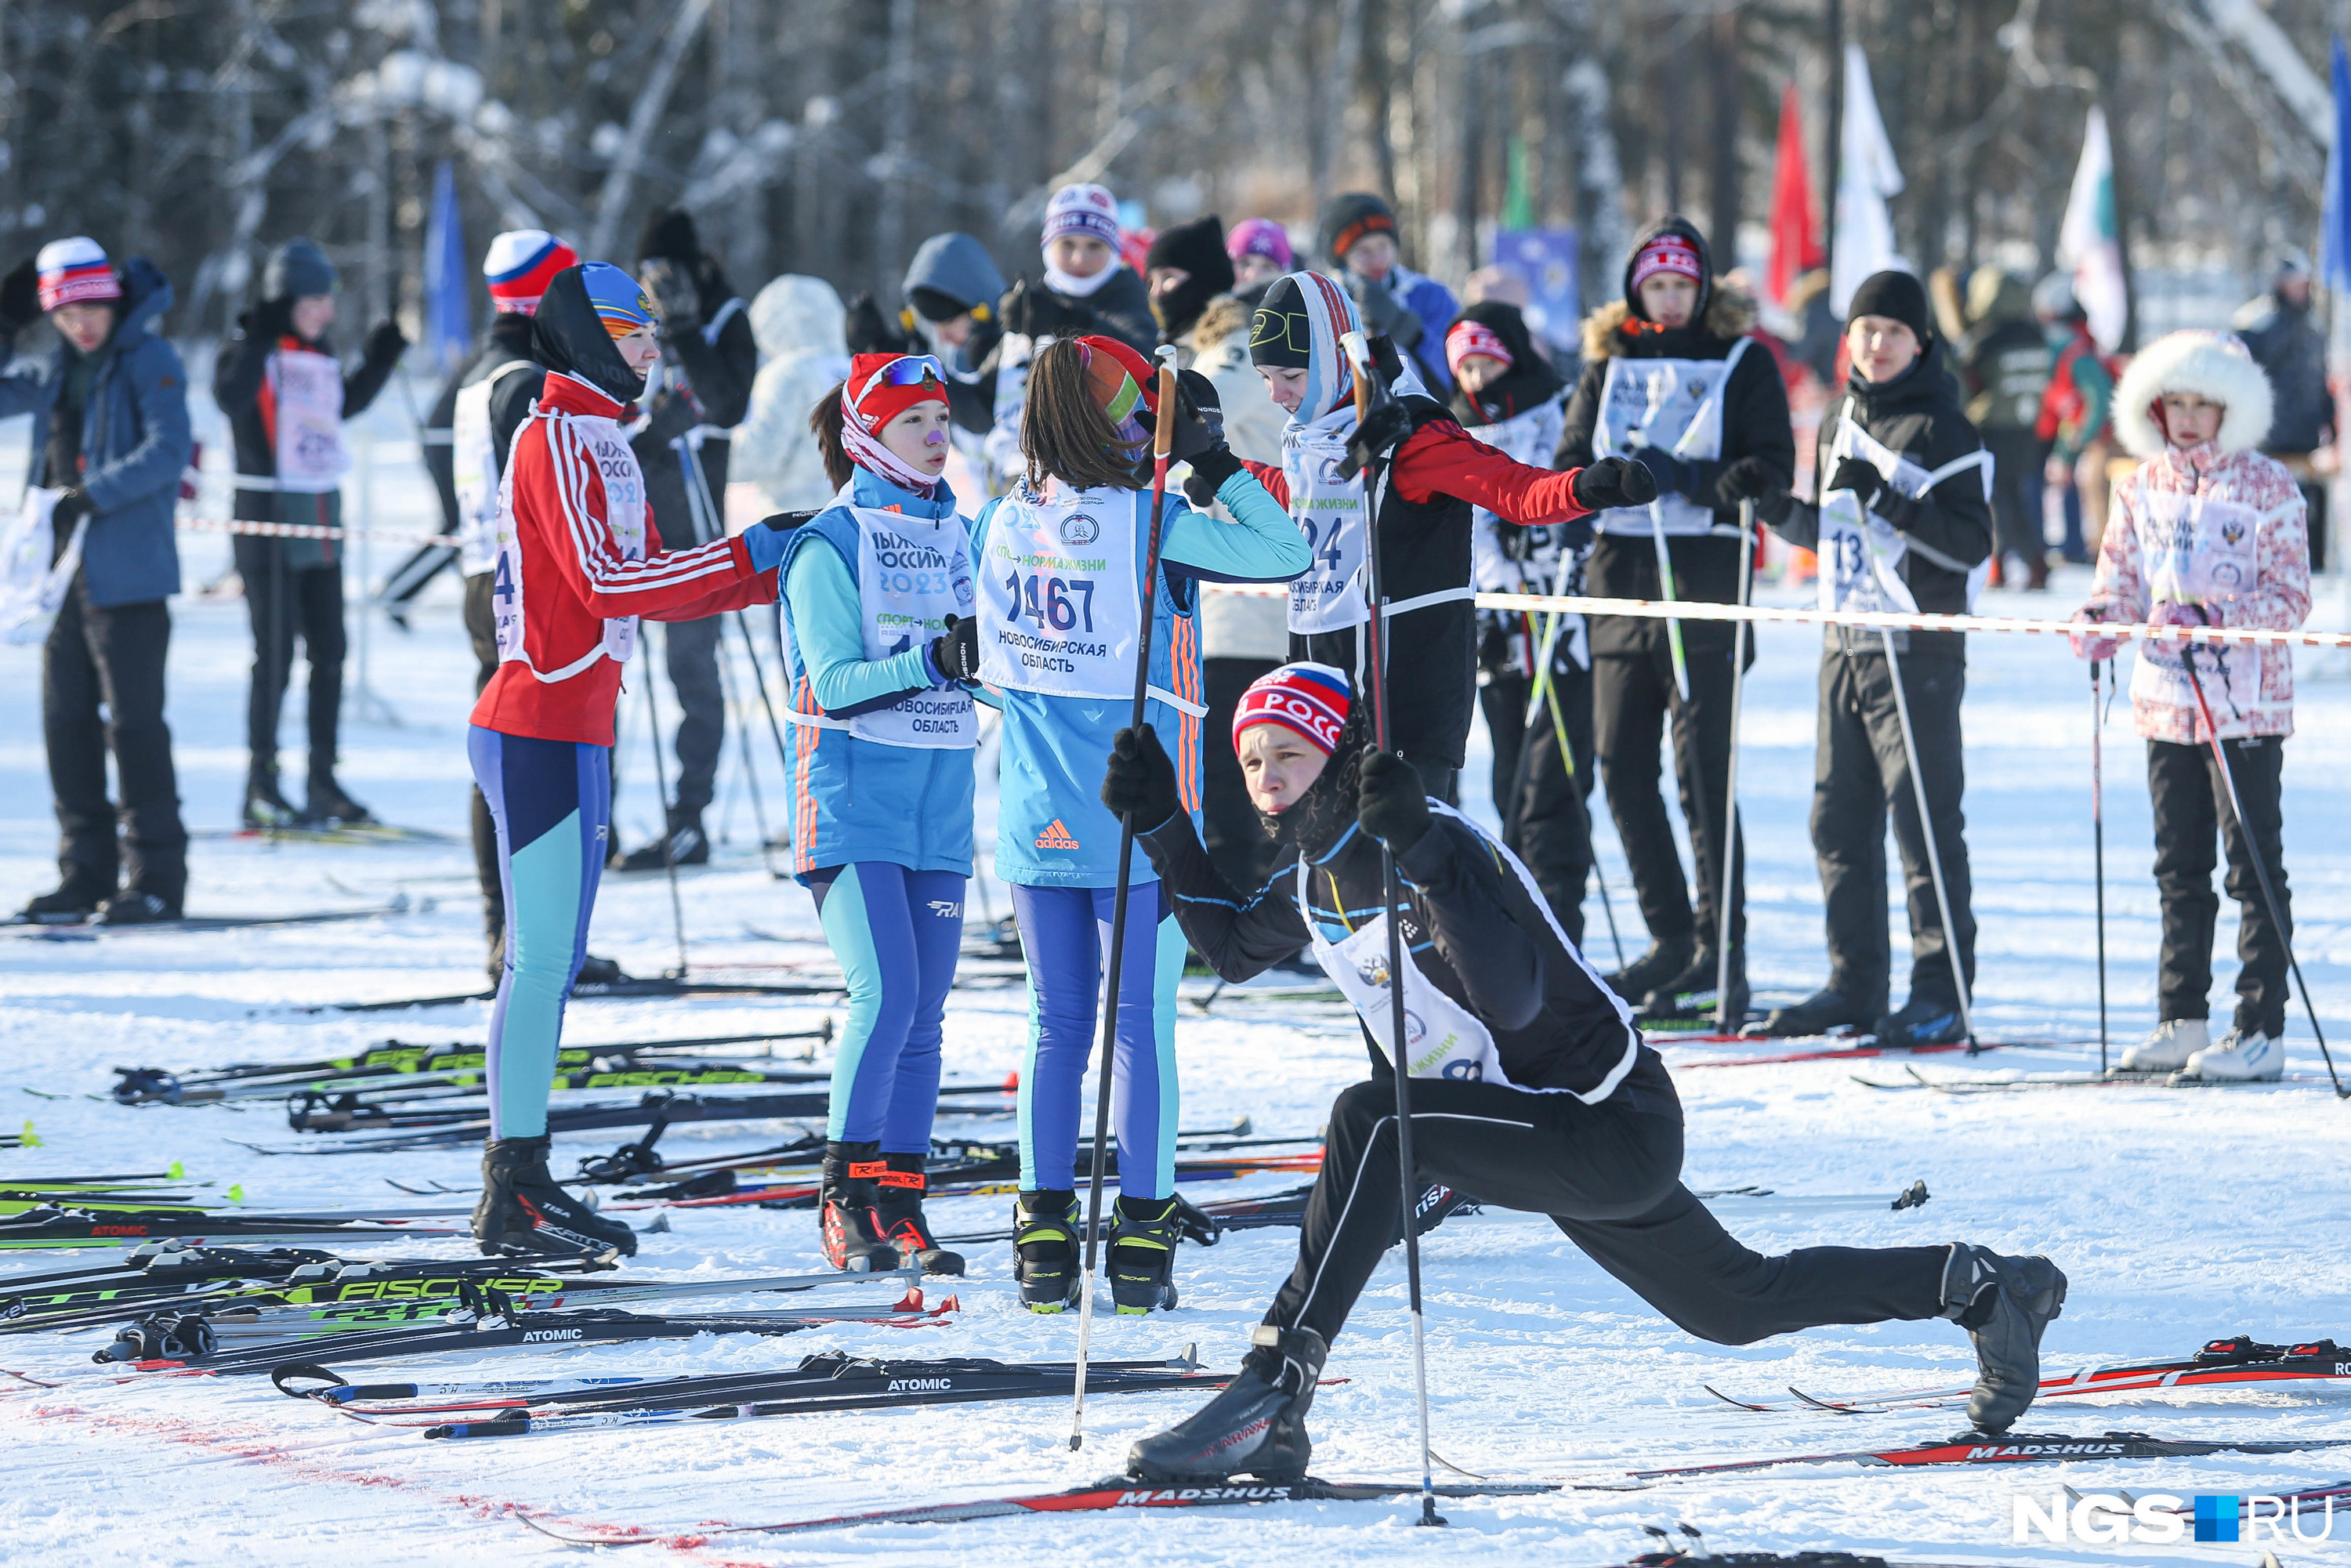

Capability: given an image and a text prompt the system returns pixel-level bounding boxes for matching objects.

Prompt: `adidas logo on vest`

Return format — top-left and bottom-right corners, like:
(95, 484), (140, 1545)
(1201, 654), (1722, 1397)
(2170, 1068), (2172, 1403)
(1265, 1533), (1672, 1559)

(1034, 819), (1081, 850)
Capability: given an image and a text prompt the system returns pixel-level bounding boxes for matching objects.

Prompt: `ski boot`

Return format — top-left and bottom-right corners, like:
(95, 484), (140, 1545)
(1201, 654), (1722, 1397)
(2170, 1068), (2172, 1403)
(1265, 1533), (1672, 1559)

(1747, 984), (1882, 1039)
(95, 890), (180, 926)
(243, 771), (299, 831)
(2183, 1027), (2285, 1082)
(1012, 1189), (1083, 1313)
(614, 809), (708, 872)
(1107, 1193), (1182, 1313)
(1601, 934), (1693, 1006)
(1875, 994), (1968, 1049)
(1942, 1242), (2067, 1433)
(574, 953), (628, 987)
(1637, 947), (1748, 1028)
(818, 1141), (900, 1273)
(874, 1151), (965, 1276)
(20, 865), (114, 925)
(302, 775), (374, 827)
(2120, 1017), (2206, 1072)
(474, 1135), (638, 1258)
(1127, 1324), (1326, 1481)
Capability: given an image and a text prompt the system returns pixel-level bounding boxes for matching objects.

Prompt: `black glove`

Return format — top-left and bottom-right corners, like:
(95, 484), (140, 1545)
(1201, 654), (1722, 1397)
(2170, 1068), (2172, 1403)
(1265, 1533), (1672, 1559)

(639, 258), (702, 335)
(1827, 458), (1884, 509)
(998, 278), (1089, 339)
(1138, 367), (1224, 464)
(48, 489), (89, 566)
(241, 297), (295, 344)
(926, 612), (982, 686)
(1713, 455), (1779, 506)
(1357, 750), (1432, 856)
(1181, 445), (1244, 506)
(1570, 455), (1658, 512)
(843, 292), (915, 356)
(363, 318), (409, 367)
(1100, 725), (1183, 832)
(1338, 397), (1412, 481)
(0, 259), (39, 334)
(1344, 271), (1423, 349)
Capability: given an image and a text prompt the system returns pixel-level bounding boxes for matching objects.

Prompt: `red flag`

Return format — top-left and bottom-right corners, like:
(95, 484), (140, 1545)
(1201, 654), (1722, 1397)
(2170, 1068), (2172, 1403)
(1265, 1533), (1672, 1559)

(1766, 84), (1824, 307)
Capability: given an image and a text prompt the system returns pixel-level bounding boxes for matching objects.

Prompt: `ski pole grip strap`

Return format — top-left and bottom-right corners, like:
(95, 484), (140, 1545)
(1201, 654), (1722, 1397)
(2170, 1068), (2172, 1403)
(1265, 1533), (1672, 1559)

(270, 1361), (349, 1400)
(877, 1168), (925, 1191)
(846, 1160), (888, 1180)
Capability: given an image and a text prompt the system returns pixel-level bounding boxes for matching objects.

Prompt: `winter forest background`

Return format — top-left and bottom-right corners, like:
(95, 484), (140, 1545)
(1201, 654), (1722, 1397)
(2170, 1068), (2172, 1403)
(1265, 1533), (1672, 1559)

(1, 0), (2341, 351)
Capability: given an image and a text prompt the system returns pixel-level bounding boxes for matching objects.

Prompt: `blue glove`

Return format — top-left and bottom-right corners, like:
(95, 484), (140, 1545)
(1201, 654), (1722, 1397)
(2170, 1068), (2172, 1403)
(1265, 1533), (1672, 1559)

(1626, 445), (1699, 501)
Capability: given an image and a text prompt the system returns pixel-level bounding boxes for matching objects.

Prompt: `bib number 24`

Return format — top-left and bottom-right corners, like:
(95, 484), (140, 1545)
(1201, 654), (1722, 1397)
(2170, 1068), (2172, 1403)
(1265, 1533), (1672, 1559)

(1003, 570), (1096, 634)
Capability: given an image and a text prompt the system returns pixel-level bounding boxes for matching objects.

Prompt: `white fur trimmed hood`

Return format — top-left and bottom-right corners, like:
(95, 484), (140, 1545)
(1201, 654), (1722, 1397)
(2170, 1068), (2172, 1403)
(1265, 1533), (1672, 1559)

(2114, 329), (2276, 458)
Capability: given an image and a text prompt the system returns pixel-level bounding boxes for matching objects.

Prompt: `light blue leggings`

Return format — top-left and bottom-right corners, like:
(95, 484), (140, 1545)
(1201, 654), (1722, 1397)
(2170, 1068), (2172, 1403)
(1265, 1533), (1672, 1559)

(809, 862), (965, 1150)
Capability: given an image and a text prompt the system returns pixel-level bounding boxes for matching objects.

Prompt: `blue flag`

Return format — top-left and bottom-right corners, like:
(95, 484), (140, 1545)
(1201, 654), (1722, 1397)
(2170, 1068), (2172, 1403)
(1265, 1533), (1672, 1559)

(422, 160), (469, 375)
(2324, 35), (2351, 298)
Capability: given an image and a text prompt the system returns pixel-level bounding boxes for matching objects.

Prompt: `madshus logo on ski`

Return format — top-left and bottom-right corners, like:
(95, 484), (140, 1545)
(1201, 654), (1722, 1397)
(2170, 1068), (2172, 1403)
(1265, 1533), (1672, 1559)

(2015, 1487), (2341, 1544)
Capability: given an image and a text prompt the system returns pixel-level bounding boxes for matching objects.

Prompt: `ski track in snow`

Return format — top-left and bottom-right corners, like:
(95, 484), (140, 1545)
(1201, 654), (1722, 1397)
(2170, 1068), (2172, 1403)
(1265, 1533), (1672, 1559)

(4, 512), (2350, 1566)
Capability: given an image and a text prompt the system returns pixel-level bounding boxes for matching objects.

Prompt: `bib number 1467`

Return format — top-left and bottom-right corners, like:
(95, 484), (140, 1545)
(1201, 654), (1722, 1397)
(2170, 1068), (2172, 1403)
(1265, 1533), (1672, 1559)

(1004, 570), (1096, 633)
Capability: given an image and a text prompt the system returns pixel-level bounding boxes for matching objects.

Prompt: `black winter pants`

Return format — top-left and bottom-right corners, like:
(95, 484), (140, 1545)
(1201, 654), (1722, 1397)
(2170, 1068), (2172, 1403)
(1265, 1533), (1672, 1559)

(1202, 655), (1284, 895)
(1261, 1074), (1947, 1352)
(2147, 735), (2289, 1038)
(44, 578), (187, 902)
(465, 571), (504, 942)
(1592, 642), (1744, 956)
(1811, 646), (1974, 1007)
(658, 615), (725, 817)
(1480, 664), (1596, 947)
(234, 535), (346, 781)
(1981, 431), (2045, 567)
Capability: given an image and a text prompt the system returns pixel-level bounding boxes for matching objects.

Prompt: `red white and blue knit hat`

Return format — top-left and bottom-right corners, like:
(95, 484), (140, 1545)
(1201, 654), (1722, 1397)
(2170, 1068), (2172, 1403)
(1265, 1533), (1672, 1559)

(1233, 662), (1353, 756)
(1043, 183), (1121, 248)
(483, 230), (578, 314)
(35, 237), (121, 312)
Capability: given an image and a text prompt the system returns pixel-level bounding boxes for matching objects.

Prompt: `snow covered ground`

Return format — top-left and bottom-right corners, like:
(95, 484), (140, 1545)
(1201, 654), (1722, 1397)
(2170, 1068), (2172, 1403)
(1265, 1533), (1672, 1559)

(3, 477), (2350, 1566)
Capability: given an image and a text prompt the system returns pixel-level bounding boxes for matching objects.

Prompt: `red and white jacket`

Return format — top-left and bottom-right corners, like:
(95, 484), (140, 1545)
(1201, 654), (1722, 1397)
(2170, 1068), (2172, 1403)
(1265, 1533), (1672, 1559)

(470, 371), (776, 746)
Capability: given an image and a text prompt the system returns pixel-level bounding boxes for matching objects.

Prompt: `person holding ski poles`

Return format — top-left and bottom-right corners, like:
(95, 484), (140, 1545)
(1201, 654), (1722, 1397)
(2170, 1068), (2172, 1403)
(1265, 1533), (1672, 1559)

(2070, 331), (2309, 1082)
(770, 353), (985, 1276)
(1237, 272), (1639, 808)
(1098, 664), (2067, 1480)
(959, 335), (1310, 1313)
(468, 264), (789, 1258)
(1555, 217), (1793, 1026)
(1755, 270), (1994, 1048)
(1448, 301), (1596, 945)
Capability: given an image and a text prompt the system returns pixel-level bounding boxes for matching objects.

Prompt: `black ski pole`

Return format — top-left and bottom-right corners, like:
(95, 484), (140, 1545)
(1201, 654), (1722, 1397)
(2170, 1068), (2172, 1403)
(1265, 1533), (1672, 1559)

(2178, 645), (2343, 1097)
(1069, 346), (1181, 1451)
(641, 636), (690, 978)
(2091, 657), (2108, 1076)
(1341, 328), (1444, 1528)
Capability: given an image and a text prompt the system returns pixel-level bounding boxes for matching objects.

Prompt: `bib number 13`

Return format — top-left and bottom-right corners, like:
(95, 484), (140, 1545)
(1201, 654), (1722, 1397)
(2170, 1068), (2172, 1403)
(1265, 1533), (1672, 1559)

(1004, 570), (1096, 633)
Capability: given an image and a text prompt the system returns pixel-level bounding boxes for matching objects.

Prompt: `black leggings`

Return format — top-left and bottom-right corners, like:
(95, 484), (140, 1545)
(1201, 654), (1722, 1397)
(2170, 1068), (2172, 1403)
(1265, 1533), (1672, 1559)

(234, 537), (346, 780)
(1262, 1068), (1947, 1352)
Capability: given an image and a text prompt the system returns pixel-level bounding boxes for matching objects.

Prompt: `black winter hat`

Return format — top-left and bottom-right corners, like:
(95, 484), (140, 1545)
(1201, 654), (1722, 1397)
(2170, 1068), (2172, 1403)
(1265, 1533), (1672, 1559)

(1846, 270), (1933, 346)
(1144, 215), (1236, 342)
(1318, 192), (1398, 266)
(264, 237), (338, 302)
(1248, 274), (1313, 369)
(636, 207), (701, 266)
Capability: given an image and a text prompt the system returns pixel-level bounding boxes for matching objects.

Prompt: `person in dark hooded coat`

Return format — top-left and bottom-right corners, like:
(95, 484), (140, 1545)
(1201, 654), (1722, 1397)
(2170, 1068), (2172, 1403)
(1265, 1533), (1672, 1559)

(1554, 216), (1792, 1024)
(1143, 214), (1237, 351)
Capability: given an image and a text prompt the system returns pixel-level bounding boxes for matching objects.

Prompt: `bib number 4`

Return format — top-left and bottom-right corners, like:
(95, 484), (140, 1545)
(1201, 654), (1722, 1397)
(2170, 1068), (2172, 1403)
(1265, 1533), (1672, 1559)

(1002, 570), (1097, 634)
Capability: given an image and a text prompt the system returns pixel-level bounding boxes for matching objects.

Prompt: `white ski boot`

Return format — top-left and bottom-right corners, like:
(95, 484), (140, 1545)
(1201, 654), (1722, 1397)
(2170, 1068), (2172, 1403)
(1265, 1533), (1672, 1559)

(2119, 1018), (2206, 1072)
(2183, 1028), (2284, 1082)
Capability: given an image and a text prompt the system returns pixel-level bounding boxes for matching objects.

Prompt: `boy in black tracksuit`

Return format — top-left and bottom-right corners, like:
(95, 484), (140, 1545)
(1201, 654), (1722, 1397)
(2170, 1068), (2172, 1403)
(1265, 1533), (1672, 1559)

(1758, 271), (1995, 1046)
(1555, 218), (1792, 1023)
(1096, 673), (2064, 1483)
(613, 208), (758, 871)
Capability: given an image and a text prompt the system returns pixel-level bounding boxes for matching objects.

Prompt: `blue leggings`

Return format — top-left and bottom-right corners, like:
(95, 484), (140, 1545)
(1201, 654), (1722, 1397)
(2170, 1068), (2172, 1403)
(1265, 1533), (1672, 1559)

(810, 863), (965, 1150)
(1011, 882), (1186, 1200)
(468, 726), (608, 1140)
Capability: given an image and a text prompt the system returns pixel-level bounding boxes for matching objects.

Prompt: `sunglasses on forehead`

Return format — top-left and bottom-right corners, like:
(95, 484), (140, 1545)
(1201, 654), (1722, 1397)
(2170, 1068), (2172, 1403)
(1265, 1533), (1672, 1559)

(857, 354), (947, 400)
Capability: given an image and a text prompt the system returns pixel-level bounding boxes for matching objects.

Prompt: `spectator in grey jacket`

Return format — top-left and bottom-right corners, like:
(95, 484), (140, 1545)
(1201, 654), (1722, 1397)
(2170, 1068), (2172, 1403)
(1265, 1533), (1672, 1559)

(0, 239), (193, 923)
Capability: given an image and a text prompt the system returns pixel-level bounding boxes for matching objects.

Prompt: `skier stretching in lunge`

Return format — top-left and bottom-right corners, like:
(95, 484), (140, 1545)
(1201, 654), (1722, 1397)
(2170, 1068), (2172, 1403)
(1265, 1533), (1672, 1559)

(1099, 664), (2067, 1482)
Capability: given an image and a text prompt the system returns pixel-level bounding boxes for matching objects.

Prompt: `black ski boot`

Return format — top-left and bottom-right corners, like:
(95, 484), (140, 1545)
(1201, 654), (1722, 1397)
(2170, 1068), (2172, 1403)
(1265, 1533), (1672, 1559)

(20, 865), (115, 924)
(1636, 948), (1748, 1027)
(1876, 994), (1968, 1048)
(574, 953), (628, 986)
(96, 891), (181, 926)
(818, 1141), (900, 1273)
(1107, 1193), (1182, 1313)
(302, 775), (374, 827)
(1748, 984), (1884, 1039)
(244, 771), (299, 831)
(1602, 934), (1694, 1006)
(1012, 1189), (1083, 1313)
(614, 809), (708, 872)
(474, 1135), (637, 1258)
(1942, 1242), (2067, 1433)
(1127, 1324), (1327, 1481)
(875, 1152), (964, 1276)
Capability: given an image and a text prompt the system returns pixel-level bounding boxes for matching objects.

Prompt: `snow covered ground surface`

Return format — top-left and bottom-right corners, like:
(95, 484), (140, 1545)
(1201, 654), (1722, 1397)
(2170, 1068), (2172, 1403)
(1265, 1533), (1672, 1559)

(4, 524), (2350, 1566)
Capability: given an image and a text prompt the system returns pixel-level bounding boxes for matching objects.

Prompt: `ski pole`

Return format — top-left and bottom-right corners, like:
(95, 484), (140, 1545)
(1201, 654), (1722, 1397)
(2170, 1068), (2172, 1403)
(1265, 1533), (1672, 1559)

(1527, 610), (1625, 970)
(1715, 501), (1755, 1030)
(640, 638), (690, 979)
(1069, 346), (1181, 1453)
(676, 431), (801, 820)
(2090, 657), (2108, 1076)
(2178, 649), (2344, 1098)
(1342, 328), (1444, 1529)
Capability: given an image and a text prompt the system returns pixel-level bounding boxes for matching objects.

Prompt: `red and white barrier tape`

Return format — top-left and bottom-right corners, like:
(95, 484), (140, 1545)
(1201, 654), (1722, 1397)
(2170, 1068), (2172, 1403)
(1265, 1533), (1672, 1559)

(1199, 582), (2351, 652)
(176, 516), (451, 547)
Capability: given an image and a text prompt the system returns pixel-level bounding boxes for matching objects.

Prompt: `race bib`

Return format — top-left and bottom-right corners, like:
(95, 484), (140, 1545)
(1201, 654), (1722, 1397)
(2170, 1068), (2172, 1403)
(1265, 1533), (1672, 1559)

(1280, 415), (1371, 634)
(845, 503), (979, 748)
(266, 347), (350, 494)
(494, 412), (646, 678)
(2132, 491), (2269, 728)
(974, 482), (1140, 700)
(1589, 342), (1747, 537)
(452, 361), (534, 577)
(1817, 410), (1991, 616)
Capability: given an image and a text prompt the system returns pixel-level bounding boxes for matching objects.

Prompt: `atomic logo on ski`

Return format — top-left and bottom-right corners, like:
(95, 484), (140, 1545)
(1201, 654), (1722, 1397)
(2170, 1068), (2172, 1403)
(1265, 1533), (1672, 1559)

(1034, 820), (1081, 850)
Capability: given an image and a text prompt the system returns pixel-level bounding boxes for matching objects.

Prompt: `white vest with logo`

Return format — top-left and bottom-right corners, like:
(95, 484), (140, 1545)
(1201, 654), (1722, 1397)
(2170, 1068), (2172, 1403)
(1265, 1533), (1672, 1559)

(1588, 339), (1751, 538)
(452, 360), (535, 578)
(784, 494), (981, 748)
(1816, 400), (1994, 616)
(494, 410), (646, 681)
(264, 346), (352, 494)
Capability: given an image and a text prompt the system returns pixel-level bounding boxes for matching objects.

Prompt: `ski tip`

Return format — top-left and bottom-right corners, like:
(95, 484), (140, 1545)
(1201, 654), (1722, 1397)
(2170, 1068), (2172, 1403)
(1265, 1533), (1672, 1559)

(1067, 1433), (1085, 1452)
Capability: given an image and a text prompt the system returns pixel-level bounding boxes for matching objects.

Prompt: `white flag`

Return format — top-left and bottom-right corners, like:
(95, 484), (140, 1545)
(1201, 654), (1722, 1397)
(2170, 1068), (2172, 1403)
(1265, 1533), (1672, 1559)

(1831, 44), (1907, 317)
(2056, 106), (2128, 353)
